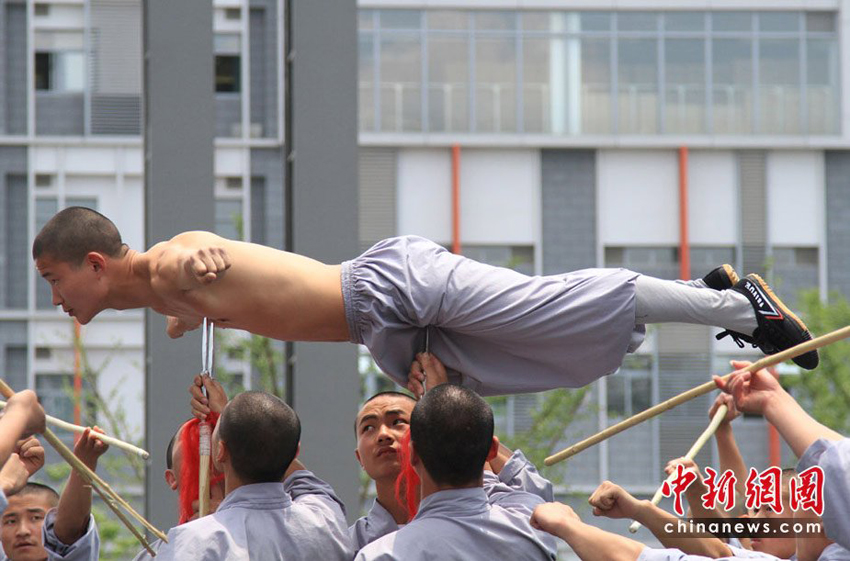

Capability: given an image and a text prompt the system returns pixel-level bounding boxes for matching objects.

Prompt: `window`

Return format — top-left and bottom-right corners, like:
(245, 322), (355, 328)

(462, 245), (534, 275)
(35, 174), (53, 188)
(608, 355), (652, 417)
(34, 3), (49, 16)
(224, 8), (241, 20)
(215, 199), (243, 240)
(215, 56), (241, 93)
(34, 51), (85, 92)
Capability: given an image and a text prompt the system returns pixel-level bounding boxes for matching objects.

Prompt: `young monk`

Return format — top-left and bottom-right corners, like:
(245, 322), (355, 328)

(34, 207), (817, 397)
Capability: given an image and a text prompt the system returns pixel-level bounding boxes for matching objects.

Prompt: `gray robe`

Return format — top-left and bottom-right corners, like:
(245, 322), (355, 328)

(797, 438), (850, 552)
(154, 470), (352, 561)
(348, 449), (553, 551)
(354, 484), (557, 560)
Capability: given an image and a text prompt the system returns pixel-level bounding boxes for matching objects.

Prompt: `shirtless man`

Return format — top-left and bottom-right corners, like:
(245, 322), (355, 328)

(33, 207), (817, 397)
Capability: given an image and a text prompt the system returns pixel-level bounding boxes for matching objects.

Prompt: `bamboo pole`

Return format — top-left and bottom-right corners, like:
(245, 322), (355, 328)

(545, 325), (850, 467)
(628, 405), (727, 533)
(0, 400), (149, 459)
(0, 379), (168, 550)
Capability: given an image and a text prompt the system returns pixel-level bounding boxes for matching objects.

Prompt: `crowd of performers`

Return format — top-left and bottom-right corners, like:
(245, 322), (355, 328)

(3, 206), (847, 559)
(0, 351), (847, 560)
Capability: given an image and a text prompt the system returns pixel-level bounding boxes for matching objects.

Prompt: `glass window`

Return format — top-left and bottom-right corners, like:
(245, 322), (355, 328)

(712, 12), (753, 33)
(428, 36), (468, 132)
(461, 245), (534, 275)
(35, 51), (85, 92)
(36, 374), (75, 425)
(36, 198), (58, 309)
(806, 38), (839, 134)
(35, 52), (51, 90)
(758, 12), (798, 32)
(712, 38), (753, 134)
(608, 355), (652, 417)
(665, 39), (705, 134)
(805, 12), (835, 33)
(758, 39), (800, 134)
(616, 11), (657, 32)
(664, 12), (705, 32)
(521, 11), (554, 32)
(359, 34), (376, 131)
(580, 38), (612, 134)
(580, 12), (611, 32)
(427, 10), (469, 31)
(215, 34), (240, 54)
(359, 9), (375, 30)
(379, 10), (421, 30)
(475, 11), (516, 31)
(380, 34), (421, 132)
(522, 37), (554, 133)
(215, 55), (241, 93)
(618, 39), (658, 134)
(475, 38), (517, 133)
(215, 199), (243, 240)
(428, 10), (468, 31)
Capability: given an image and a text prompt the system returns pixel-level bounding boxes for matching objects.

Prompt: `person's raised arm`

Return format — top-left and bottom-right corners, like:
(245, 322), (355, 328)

(588, 481), (731, 559)
(407, 352), (449, 399)
(710, 388), (747, 500)
(0, 437), (45, 496)
(189, 374), (229, 420)
(531, 502), (645, 561)
(53, 427), (108, 544)
(715, 364), (842, 457)
(0, 390), (45, 469)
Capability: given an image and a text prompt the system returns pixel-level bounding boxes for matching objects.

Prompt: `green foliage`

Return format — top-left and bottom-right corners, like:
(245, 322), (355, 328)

(498, 388), (592, 486)
(784, 289), (850, 434)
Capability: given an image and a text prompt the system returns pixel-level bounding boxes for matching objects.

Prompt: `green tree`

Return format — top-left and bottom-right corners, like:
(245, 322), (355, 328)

(784, 289), (850, 434)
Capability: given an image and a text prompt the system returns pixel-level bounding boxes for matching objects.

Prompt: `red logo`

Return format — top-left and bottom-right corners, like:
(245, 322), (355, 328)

(791, 466), (824, 516)
(662, 464), (699, 516)
(701, 467), (737, 512)
(745, 466), (783, 514)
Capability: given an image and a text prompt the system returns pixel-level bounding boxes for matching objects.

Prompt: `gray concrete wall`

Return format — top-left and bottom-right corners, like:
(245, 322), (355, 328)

(0, 146), (27, 309)
(826, 151), (850, 298)
(4, 2), (27, 135)
(143, 0), (215, 531)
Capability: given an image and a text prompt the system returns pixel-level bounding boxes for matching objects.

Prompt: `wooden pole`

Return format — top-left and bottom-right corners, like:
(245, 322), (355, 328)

(545, 325), (850, 467)
(628, 405), (727, 533)
(0, 379), (167, 550)
(0, 400), (149, 459)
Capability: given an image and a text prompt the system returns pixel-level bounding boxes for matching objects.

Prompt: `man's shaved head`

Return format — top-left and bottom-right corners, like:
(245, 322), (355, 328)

(219, 391), (300, 484)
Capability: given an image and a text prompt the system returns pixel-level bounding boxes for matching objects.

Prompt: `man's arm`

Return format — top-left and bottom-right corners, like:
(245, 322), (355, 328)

(711, 389), (748, 500)
(531, 502), (645, 561)
(0, 437), (45, 496)
(485, 445), (555, 503)
(53, 427), (108, 544)
(715, 364), (842, 457)
(588, 481), (731, 559)
(0, 391), (45, 470)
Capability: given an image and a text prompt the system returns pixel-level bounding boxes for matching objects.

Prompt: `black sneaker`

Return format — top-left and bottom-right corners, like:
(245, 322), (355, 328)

(703, 264), (740, 291)
(723, 274), (818, 370)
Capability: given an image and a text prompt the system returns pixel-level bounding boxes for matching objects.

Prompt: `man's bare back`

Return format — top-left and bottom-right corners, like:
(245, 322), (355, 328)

(139, 232), (350, 342)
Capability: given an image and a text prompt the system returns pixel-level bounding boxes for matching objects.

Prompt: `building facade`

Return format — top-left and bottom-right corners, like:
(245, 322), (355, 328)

(0, 0), (849, 546)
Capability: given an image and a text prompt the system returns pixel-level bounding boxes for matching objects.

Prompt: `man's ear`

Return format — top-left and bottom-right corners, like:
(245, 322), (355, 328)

(215, 439), (228, 465)
(486, 436), (499, 462)
(294, 443), (300, 459)
(354, 447), (363, 467)
(164, 469), (177, 491)
(86, 252), (107, 273)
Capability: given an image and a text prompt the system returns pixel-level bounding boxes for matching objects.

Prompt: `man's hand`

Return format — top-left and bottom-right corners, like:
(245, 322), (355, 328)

(665, 457), (700, 479)
(16, 437), (44, 477)
(531, 502), (581, 537)
(0, 453), (31, 496)
(588, 481), (644, 520)
(4, 390), (46, 438)
(709, 392), (739, 425)
(166, 316), (203, 339)
(407, 352), (449, 399)
(714, 363), (783, 416)
(74, 427), (109, 471)
(183, 247), (231, 285)
(190, 374), (228, 420)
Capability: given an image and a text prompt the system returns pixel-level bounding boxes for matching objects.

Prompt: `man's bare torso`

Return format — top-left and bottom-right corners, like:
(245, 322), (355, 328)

(141, 232), (350, 342)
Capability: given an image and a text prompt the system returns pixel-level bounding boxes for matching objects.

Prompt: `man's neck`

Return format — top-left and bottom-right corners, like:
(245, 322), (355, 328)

(418, 471), (483, 502)
(374, 477), (410, 525)
(224, 469), (249, 496)
(103, 250), (159, 310)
